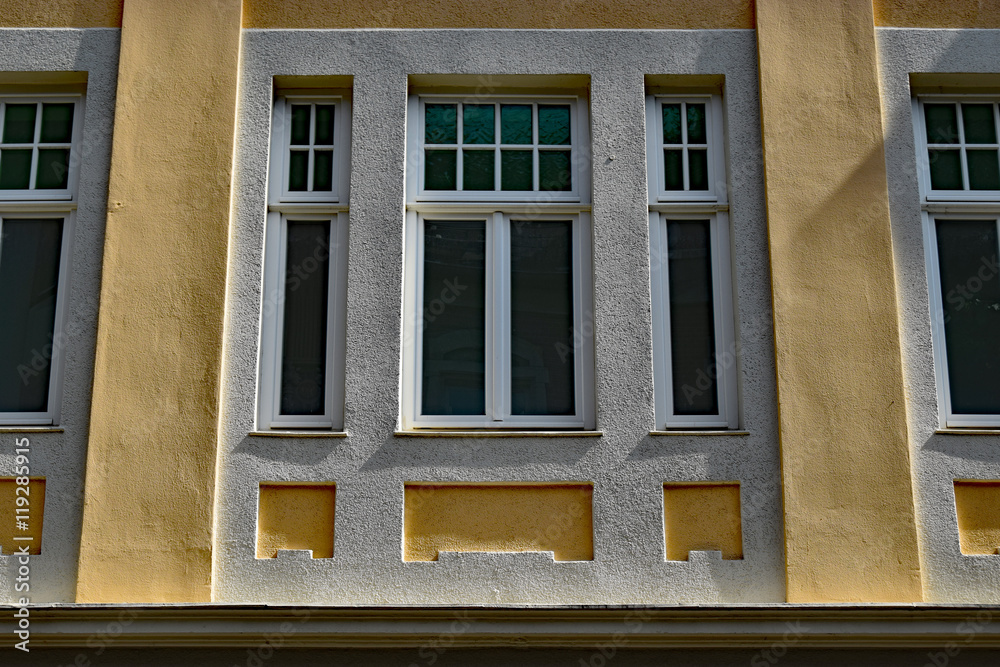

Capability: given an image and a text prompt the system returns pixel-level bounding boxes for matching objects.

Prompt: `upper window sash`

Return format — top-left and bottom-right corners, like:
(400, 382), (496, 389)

(0, 95), (83, 202)
(646, 95), (726, 205)
(270, 95), (350, 205)
(408, 95), (589, 204)
(916, 97), (1000, 203)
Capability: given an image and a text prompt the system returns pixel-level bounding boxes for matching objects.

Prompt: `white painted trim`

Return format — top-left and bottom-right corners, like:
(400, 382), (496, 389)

(647, 94), (726, 205)
(271, 94), (350, 205)
(0, 95), (82, 203)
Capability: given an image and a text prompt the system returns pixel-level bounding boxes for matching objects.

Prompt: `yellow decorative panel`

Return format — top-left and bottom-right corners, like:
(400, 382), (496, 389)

(0, 478), (45, 556)
(0, 0), (123, 27)
(403, 483), (593, 562)
(954, 481), (1000, 556)
(875, 0), (1000, 28)
(257, 484), (336, 559)
(663, 483), (742, 561)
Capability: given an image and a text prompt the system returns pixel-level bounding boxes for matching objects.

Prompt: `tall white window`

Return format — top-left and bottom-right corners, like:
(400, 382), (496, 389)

(646, 94), (738, 429)
(0, 95), (82, 425)
(402, 93), (595, 430)
(916, 97), (1000, 427)
(258, 94), (350, 430)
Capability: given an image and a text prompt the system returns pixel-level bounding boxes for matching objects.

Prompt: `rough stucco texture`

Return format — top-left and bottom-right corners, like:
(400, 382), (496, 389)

(75, 0), (242, 603)
(755, 0), (922, 602)
(0, 479), (45, 555)
(0, 0), (122, 27)
(875, 0), (1000, 28)
(243, 0), (754, 29)
(257, 484), (337, 559)
(954, 481), (1000, 556)
(663, 483), (743, 561)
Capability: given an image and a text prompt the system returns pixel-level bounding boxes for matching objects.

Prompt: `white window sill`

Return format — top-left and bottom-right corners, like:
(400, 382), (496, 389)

(395, 430), (603, 438)
(936, 428), (1000, 436)
(248, 431), (348, 438)
(0, 427), (63, 433)
(649, 430), (749, 436)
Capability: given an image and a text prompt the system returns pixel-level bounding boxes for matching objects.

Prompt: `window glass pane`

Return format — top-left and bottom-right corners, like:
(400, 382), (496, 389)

(0, 219), (62, 413)
(501, 105), (532, 145)
(925, 103), (959, 144)
(664, 149), (683, 190)
(501, 150), (533, 191)
(962, 104), (997, 144)
(539, 150), (571, 191)
(511, 220), (574, 416)
(280, 221), (330, 416)
(662, 103), (681, 144)
(463, 105), (494, 145)
(425, 149), (457, 190)
(3, 104), (36, 144)
(314, 105), (335, 145)
(463, 149), (494, 190)
(687, 104), (707, 144)
(290, 105), (310, 146)
(928, 149), (963, 190)
(667, 220), (718, 415)
(35, 148), (69, 189)
(422, 221), (486, 415)
(313, 150), (334, 191)
(935, 220), (1000, 414)
(40, 104), (73, 143)
(288, 150), (308, 191)
(967, 149), (1000, 190)
(688, 149), (709, 191)
(0, 149), (31, 189)
(538, 105), (570, 145)
(425, 104), (457, 144)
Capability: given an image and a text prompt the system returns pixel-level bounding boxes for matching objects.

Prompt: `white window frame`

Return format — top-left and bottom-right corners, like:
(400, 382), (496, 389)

(0, 93), (83, 426)
(915, 95), (1000, 428)
(646, 93), (738, 430)
(257, 93), (350, 431)
(402, 91), (594, 430)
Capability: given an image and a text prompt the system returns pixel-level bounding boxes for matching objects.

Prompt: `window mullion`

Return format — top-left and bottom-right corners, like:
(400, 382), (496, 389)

(456, 103), (464, 192)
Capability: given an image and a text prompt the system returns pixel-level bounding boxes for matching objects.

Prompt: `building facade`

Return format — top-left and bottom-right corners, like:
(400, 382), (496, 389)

(2, 0), (1000, 663)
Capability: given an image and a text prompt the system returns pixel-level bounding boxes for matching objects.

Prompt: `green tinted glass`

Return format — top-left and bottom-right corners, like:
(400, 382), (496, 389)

(425, 149), (456, 190)
(40, 104), (74, 143)
(463, 150), (494, 190)
(967, 150), (1000, 190)
(538, 105), (570, 145)
(688, 149), (708, 190)
(425, 104), (457, 144)
(36, 149), (70, 189)
(501, 150), (532, 190)
(288, 151), (308, 191)
(962, 104), (997, 144)
(687, 104), (707, 144)
(501, 105), (532, 145)
(290, 105), (310, 145)
(662, 104), (682, 144)
(925, 104), (959, 144)
(539, 151), (571, 191)
(314, 105), (335, 145)
(463, 105), (494, 145)
(3, 104), (36, 144)
(0, 149), (31, 189)
(664, 149), (683, 190)
(313, 150), (334, 191)
(928, 149), (963, 190)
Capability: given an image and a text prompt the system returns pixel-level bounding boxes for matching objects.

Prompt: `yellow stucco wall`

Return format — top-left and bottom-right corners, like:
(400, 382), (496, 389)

(243, 0), (754, 29)
(755, 0), (923, 602)
(75, 0), (242, 603)
(875, 0), (1000, 28)
(0, 0), (122, 27)
(257, 484), (337, 559)
(0, 478), (45, 556)
(954, 481), (1000, 556)
(404, 483), (594, 562)
(663, 483), (743, 561)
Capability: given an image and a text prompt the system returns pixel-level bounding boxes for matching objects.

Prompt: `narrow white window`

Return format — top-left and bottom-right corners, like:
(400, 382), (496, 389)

(258, 94), (350, 430)
(0, 96), (83, 425)
(647, 94), (738, 429)
(402, 93), (594, 430)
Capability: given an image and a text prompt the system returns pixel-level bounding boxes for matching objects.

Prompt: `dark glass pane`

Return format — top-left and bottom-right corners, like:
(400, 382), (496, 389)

(962, 104), (997, 144)
(687, 104), (707, 144)
(0, 149), (31, 189)
(36, 149), (70, 189)
(425, 104), (457, 144)
(290, 105), (310, 145)
(313, 150), (333, 191)
(967, 150), (1000, 190)
(463, 150), (494, 190)
(539, 150), (571, 191)
(0, 219), (62, 412)
(538, 105), (570, 145)
(424, 149), (457, 190)
(40, 104), (74, 143)
(925, 103), (959, 144)
(662, 103), (681, 144)
(936, 220), (1000, 414)
(501, 104), (532, 144)
(688, 149), (709, 190)
(928, 149), (963, 190)
(422, 221), (486, 416)
(314, 105), (335, 145)
(501, 150), (533, 190)
(280, 221), (330, 415)
(3, 104), (36, 144)
(667, 220), (718, 415)
(288, 150), (308, 191)
(511, 221), (574, 416)
(664, 149), (683, 190)
(463, 105), (494, 145)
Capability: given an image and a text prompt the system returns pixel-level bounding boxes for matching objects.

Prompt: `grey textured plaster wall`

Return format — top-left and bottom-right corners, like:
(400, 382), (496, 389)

(878, 27), (1000, 602)
(0, 29), (118, 602)
(215, 29), (782, 604)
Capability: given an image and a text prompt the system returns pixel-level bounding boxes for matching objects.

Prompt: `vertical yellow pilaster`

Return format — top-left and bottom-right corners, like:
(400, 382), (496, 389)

(755, 0), (922, 601)
(76, 0), (242, 602)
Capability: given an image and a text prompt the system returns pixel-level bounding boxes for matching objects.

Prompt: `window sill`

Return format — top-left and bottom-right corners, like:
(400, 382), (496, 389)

(0, 426), (63, 433)
(249, 431), (348, 438)
(649, 430), (749, 436)
(936, 428), (1000, 436)
(395, 430), (603, 438)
